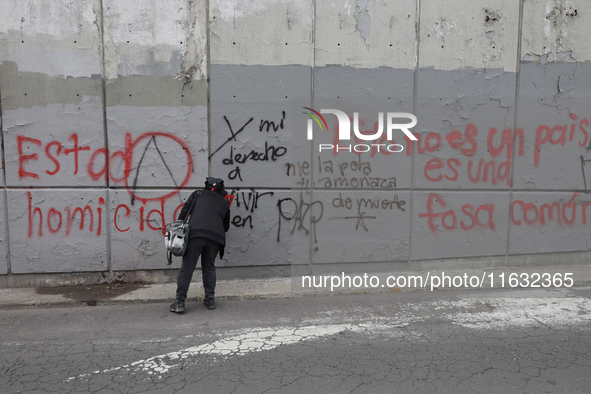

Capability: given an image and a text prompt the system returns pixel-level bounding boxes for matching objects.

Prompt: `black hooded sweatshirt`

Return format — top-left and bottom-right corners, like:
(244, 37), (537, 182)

(177, 189), (230, 247)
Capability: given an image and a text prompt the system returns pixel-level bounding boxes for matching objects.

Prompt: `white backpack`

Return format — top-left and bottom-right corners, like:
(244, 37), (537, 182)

(164, 192), (200, 264)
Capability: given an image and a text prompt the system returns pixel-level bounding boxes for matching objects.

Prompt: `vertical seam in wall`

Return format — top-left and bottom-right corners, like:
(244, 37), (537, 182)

(1, 189), (9, 274)
(506, 0), (525, 264)
(308, 0), (316, 274)
(98, 0), (112, 271)
(0, 85), (5, 188)
(409, 0), (420, 266)
(206, 0), (212, 178)
(0, 82), (11, 274)
(311, 0), (316, 101)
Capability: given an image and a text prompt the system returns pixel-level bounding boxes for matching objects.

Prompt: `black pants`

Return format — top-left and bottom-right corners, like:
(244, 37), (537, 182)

(175, 237), (221, 302)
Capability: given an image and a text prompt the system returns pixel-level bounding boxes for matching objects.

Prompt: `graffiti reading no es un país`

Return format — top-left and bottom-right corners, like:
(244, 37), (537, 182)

(329, 114), (590, 188)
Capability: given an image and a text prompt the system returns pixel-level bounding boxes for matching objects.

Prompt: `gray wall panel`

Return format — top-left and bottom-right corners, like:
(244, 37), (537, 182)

(314, 66), (414, 98)
(514, 63), (591, 191)
(7, 189), (107, 273)
(0, 190), (7, 275)
(411, 191), (509, 260)
(211, 64), (312, 189)
(110, 189), (189, 270)
(223, 189), (296, 267)
(509, 191), (591, 255)
(311, 190), (410, 264)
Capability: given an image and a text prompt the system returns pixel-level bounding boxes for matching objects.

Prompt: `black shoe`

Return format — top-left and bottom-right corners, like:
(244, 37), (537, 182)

(204, 298), (216, 310)
(170, 300), (185, 313)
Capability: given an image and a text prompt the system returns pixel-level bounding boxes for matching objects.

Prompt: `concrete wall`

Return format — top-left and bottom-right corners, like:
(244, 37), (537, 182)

(1, 0), (591, 283)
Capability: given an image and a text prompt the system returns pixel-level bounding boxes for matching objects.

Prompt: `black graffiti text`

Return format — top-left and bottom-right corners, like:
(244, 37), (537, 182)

(230, 189), (275, 229)
(277, 198), (323, 246)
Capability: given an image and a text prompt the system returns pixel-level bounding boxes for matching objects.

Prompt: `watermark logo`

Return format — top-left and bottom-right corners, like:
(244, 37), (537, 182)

(304, 107), (417, 153)
(302, 107), (328, 138)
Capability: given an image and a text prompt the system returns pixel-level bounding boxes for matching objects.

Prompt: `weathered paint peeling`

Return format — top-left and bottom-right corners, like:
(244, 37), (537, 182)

(175, 0), (207, 82)
(353, 0), (371, 50)
(98, 1), (120, 80)
(522, 0), (589, 63)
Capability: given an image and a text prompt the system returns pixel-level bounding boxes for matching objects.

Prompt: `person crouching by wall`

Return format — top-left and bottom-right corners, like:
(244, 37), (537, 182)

(170, 177), (231, 313)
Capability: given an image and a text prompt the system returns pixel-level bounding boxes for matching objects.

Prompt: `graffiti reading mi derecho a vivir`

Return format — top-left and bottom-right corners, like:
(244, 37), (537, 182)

(211, 113), (288, 183)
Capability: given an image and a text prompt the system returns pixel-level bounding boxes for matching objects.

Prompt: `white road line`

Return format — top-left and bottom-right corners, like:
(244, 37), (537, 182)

(65, 292), (591, 382)
(65, 324), (355, 382)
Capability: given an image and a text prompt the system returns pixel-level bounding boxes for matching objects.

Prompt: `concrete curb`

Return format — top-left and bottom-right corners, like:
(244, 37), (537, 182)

(0, 278), (294, 309)
(1, 265), (590, 309)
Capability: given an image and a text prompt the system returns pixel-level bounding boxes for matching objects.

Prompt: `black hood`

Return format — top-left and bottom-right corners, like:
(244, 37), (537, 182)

(205, 177), (224, 186)
(205, 177), (226, 195)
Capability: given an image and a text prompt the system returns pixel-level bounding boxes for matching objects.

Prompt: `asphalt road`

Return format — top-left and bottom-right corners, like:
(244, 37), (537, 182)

(2, 287), (591, 393)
